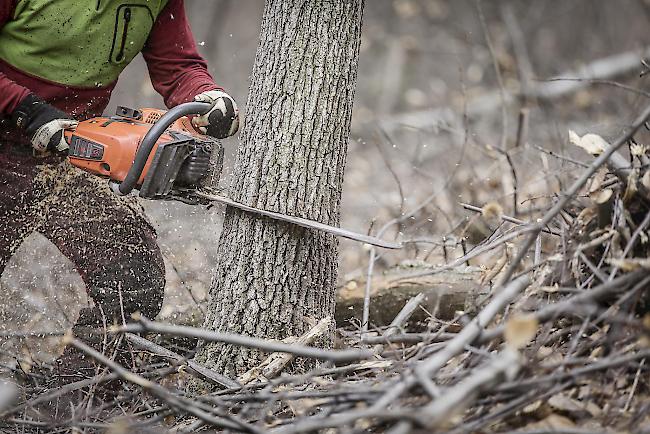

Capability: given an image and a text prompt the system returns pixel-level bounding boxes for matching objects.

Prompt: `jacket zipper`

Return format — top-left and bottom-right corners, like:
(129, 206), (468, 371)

(116, 8), (131, 62)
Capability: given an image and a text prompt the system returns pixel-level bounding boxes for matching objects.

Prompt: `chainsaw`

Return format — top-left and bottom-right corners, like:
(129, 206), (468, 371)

(64, 102), (401, 250)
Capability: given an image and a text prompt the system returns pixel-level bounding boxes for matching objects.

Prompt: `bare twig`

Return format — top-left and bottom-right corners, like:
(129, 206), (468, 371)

(624, 358), (645, 412)
(460, 202), (559, 235)
(501, 5), (534, 98)
(1, 373), (119, 418)
(536, 77), (650, 99)
(479, 271), (646, 343)
(514, 108), (530, 149)
(497, 348), (650, 392)
(532, 143), (591, 168)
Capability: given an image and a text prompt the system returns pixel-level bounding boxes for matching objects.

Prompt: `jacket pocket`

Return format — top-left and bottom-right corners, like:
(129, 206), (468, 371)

(109, 4), (154, 65)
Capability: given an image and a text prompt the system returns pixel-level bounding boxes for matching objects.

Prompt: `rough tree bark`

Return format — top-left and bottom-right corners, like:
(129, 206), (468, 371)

(194, 0), (365, 377)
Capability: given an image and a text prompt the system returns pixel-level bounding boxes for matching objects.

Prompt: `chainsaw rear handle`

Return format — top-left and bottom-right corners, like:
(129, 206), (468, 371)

(110, 101), (212, 196)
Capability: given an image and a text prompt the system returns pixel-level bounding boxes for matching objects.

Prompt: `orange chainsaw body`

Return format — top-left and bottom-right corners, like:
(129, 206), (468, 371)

(65, 107), (199, 185)
(64, 105), (222, 199)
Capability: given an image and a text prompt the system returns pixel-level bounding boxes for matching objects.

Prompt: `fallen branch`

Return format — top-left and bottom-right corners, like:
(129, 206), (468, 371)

(497, 347), (650, 392)
(530, 48), (650, 99)
(384, 293), (425, 338)
(114, 317), (372, 363)
(483, 103), (650, 293)
(124, 333), (240, 389)
(362, 332), (456, 345)
(238, 317), (332, 385)
(421, 347), (521, 427)
(272, 275), (532, 433)
(372, 293), (425, 353)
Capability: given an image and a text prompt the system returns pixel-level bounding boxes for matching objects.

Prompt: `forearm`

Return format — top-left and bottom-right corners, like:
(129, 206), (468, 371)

(142, 0), (220, 108)
(146, 58), (219, 108)
(0, 72), (30, 116)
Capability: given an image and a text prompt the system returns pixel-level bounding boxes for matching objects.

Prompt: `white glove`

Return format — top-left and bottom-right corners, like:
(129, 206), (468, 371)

(11, 94), (78, 153)
(31, 119), (78, 153)
(192, 89), (239, 139)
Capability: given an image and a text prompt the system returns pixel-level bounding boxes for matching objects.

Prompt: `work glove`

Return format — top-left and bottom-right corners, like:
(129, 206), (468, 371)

(11, 94), (78, 153)
(192, 89), (239, 139)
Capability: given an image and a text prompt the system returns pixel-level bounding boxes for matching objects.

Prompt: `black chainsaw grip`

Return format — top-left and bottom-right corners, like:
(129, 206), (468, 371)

(111, 101), (212, 196)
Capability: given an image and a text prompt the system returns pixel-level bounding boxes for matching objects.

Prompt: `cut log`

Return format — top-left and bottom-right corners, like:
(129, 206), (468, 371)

(336, 265), (484, 327)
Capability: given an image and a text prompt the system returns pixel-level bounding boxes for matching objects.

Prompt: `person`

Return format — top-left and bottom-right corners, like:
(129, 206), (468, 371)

(0, 0), (239, 329)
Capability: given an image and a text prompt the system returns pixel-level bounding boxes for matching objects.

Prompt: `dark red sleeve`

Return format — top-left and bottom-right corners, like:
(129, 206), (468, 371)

(0, 0), (30, 116)
(142, 0), (220, 108)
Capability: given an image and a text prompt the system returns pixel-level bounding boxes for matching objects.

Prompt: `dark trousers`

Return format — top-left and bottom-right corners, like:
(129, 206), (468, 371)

(0, 147), (165, 326)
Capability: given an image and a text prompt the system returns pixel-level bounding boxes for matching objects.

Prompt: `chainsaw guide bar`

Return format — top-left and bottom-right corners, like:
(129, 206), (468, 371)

(192, 191), (403, 250)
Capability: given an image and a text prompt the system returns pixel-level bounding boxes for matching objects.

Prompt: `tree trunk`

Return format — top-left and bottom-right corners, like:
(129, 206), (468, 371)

(194, 0), (365, 378)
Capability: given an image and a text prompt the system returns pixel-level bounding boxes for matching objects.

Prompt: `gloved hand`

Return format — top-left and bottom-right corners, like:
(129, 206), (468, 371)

(11, 94), (78, 153)
(192, 89), (239, 139)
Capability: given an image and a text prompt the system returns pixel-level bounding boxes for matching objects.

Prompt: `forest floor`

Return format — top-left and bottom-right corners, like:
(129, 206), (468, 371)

(2, 128), (650, 433)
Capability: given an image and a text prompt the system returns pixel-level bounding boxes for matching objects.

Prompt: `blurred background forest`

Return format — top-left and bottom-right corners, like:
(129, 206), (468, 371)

(3, 0), (650, 361)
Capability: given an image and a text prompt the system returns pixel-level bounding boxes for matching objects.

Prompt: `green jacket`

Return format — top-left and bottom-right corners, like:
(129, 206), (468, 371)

(0, 0), (218, 119)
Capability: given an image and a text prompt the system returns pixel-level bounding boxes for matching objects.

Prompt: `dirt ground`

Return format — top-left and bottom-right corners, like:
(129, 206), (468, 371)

(2, 0), (650, 365)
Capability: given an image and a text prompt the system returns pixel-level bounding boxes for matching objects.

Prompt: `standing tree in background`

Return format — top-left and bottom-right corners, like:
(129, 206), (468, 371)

(194, 0), (365, 377)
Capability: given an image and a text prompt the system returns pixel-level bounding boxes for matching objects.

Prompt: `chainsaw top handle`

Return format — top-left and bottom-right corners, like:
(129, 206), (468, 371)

(110, 101), (212, 196)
